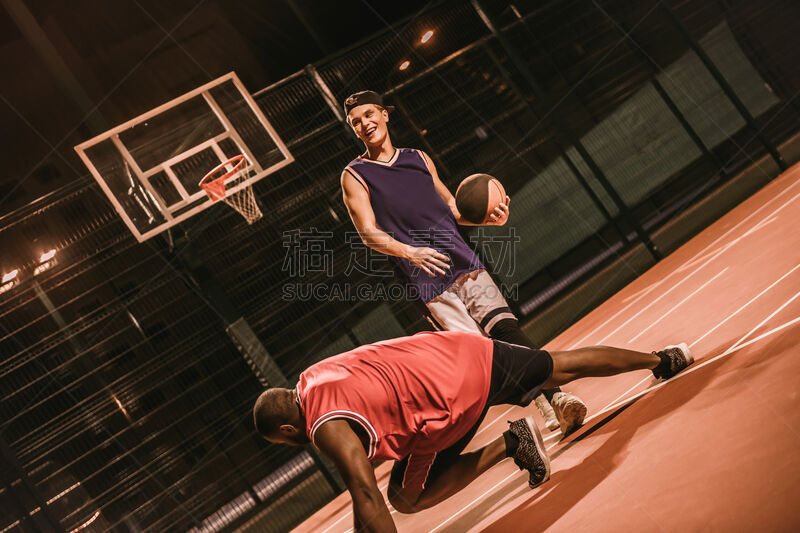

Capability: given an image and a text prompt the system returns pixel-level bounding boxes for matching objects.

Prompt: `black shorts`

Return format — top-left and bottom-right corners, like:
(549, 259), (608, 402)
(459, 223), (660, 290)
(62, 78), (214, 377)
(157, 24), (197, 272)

(486, 339), (554, 407)
(390, 340), (552, 492)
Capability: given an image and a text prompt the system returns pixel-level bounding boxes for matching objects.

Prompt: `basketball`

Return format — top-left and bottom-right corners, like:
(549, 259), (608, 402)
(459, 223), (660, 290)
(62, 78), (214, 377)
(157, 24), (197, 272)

(455, 173), (507, 225)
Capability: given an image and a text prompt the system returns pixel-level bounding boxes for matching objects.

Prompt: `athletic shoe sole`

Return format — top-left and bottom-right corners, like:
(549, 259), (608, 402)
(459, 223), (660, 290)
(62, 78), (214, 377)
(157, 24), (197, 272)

(555, 397), (587, 437)
(521, 415), (551, 488)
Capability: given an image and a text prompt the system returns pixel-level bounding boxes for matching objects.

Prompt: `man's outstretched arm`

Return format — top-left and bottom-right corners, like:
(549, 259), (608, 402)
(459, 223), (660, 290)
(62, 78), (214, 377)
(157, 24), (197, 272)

(314, 419), (396, 532)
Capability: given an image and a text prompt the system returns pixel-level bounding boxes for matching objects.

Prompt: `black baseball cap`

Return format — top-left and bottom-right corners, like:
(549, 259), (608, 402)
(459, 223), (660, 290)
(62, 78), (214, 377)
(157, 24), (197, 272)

(343, 90), (395, 116)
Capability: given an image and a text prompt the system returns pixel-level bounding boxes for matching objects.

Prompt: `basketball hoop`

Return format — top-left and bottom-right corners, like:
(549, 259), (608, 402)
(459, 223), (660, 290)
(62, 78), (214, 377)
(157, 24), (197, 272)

(199, 155), (263, 224)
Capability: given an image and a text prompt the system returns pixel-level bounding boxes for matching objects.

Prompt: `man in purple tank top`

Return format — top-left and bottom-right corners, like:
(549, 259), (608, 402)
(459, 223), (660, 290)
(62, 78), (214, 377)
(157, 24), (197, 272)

(339, 90), (587, 435)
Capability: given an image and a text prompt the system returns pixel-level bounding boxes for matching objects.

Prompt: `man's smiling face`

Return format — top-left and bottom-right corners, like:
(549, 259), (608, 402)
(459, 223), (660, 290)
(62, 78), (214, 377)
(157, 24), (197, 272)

(347, 103), (389, 147)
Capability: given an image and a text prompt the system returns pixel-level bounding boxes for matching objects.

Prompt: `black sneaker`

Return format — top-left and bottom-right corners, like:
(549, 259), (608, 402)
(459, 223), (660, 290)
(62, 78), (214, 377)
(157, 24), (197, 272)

(652, 342), (694, 380)
(508, 415), (551, 488)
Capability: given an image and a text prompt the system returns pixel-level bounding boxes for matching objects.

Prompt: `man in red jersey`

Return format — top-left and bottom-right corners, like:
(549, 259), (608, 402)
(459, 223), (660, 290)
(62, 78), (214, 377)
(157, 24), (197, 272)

(254, 331), (692, 532)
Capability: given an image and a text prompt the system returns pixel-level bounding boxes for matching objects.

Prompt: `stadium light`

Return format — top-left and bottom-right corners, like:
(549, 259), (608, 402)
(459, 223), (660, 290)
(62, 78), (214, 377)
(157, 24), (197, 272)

(0, 269), (18, 294)
(34, 249), (57, 276)
(399, 60), (410, 71)
(2, 269), (18, 283)
(421, 30), (434, 43)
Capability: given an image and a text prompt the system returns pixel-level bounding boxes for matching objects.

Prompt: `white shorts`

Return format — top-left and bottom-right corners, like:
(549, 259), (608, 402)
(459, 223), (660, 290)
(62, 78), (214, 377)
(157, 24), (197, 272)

(425, 270), (516, 335)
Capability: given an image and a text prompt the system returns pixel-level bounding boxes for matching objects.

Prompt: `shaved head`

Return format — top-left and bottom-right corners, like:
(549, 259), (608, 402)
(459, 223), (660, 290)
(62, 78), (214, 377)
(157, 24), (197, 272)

(253, 388), (309, 446)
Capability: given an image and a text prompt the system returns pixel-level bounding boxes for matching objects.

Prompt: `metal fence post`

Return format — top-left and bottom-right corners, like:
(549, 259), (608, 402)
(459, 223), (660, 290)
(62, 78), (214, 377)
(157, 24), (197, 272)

(0, 436), (65, 533)
(471, 0), (662, 261)
(660, 1), (787, 171)
(481, 41), (629, 246)
(179, 253), (347, 495)
(605, 9), (727, 175)
(304, 64), (362, 150)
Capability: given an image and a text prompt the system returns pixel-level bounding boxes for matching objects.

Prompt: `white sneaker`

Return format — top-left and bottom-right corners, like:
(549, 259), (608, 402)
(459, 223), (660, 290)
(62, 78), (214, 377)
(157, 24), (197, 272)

(534, 394), (560, 432)
(551, 392), (587, 436)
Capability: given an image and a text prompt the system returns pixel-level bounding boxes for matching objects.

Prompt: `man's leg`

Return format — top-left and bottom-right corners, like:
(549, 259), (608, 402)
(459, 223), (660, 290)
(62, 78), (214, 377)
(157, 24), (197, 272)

(449, 271), (583, 433)
(388, 436), (508, 513)
(543, 344), (693, 388)
(489, 318), (586, 434)
(389, 342), (694, 512)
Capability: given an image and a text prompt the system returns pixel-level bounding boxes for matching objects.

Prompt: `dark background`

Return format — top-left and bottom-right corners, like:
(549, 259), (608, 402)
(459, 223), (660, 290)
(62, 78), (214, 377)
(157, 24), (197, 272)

(0, 0), (430, 216)
(1, 1), (798, 532)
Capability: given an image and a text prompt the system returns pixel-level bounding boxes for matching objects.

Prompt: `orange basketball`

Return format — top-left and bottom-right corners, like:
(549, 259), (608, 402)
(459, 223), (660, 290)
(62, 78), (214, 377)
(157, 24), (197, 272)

(455, 174), (507, 225)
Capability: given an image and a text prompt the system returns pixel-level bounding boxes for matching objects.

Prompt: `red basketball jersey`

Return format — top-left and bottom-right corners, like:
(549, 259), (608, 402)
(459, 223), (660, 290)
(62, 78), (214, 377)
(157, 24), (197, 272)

(297, 331), (493, 461)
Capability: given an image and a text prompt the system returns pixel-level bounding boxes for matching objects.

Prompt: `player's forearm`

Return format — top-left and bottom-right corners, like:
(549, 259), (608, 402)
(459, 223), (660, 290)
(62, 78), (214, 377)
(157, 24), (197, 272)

(351, 487), (396, 532)
(359, 228), (413, 260)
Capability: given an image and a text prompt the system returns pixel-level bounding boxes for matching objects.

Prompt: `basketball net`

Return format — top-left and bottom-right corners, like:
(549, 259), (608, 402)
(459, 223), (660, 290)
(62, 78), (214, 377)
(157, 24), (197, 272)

(199, 155), (263, 224)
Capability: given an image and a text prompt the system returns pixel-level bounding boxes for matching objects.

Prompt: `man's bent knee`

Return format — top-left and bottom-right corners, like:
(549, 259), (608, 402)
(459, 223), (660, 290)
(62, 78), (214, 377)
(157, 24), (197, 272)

(387, 483), (422, 514)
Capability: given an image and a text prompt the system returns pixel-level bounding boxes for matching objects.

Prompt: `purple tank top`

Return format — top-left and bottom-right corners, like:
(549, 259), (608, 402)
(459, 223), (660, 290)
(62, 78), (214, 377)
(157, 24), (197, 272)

(346, 148), (483, 302)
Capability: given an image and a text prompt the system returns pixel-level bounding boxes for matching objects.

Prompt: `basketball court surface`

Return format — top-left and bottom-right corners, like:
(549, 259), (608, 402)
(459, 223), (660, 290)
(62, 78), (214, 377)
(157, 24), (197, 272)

(294, 162), (800, 532)
(4, 2), (799, 531)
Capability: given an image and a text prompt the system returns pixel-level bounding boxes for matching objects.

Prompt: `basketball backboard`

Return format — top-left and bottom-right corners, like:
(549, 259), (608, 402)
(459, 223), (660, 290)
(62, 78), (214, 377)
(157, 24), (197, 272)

(75, 72), (293, 242)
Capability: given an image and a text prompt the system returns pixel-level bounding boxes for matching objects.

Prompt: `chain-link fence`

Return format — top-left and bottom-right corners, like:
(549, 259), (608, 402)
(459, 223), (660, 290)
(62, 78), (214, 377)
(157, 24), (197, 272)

(1, 0), (798, 531)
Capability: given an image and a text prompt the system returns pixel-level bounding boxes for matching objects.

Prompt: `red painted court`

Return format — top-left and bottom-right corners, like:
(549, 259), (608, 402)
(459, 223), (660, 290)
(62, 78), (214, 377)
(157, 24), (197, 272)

(295, 164), (800, 532)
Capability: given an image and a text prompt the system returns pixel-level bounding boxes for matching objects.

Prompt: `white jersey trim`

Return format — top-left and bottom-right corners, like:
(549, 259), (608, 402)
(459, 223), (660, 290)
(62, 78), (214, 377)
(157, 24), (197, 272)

(356, 147), (399, 166)
(310, 410), (379, 460)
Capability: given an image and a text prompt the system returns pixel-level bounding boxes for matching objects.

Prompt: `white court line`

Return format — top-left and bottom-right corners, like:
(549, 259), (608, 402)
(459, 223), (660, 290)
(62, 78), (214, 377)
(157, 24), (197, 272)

(324, 304), (800, 533)
(317, 183), (800, 533)
(475, 406), (515, 438)
(666, 215), (778, 277)
(602, 262), (800, 411)
(586, 251), (727, 347)
(568, 182), (800, 349)
(724, 289), (800, 354)
(724, 316), (800, 354)
(629, 268), (728, 343)
(691, 262), (800, 347)
(427, 313), (800, 533)
(618, 214), (777, 305)
(429, 471), (518, 532)
(591, 210), (781, 347)
(601, 376), (657, 416)
(320, 507), (351, 533)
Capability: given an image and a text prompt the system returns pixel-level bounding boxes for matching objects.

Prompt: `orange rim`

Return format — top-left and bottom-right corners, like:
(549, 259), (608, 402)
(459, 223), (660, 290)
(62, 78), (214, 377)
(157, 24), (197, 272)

(198, 155), (246, 201)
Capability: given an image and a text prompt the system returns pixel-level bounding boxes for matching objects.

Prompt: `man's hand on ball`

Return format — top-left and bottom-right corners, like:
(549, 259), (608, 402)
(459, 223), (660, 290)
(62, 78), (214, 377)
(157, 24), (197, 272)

(486, 196), (511, 225)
